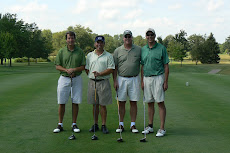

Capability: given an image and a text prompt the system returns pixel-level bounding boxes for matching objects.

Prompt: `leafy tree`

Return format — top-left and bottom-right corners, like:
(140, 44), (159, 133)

(113, 34), (123, 49)
(133, 35), (146, 47)
(103, 34), (116, 53)
(163, 34), (174, 49)
(167, 39), (186, 67)
(222, 36), (230, 55)
(200, 33), (220, 64)
(188, 34), (205, 65)
(157, 36), (163, 44)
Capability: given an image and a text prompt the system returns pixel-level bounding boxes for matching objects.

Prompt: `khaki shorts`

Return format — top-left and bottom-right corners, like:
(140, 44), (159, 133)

(143, 74), (165, 103)
(87, 79), (112, 106)
(57, 75), (82, 104)
(117, 76), (140, 101)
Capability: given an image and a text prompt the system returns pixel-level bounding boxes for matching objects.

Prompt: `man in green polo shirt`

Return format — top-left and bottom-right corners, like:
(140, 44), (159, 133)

(53, 31), (86, 133)
(85, 36), (115, 134)
(113, 30), (141, 133)
(141, 28), (169, 137)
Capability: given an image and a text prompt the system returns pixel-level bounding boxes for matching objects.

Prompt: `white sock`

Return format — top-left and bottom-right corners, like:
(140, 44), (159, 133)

(72, 123), (76, 126)
(119, 122), (124, 126)
(131, 122), (135, 127)
(58, 123), (63, 127)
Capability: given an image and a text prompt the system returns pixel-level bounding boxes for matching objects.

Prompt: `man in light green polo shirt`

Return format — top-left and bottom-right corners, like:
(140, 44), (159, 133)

(54, 31), (86, 133)
(85, 36), (115, 134)
(113, 30), (141, 133)
(141, 28), (169, 137)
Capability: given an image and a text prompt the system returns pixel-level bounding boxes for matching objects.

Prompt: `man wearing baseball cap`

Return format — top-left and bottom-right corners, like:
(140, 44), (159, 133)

(113, 30), (141, 133)
(141, 28), (169, 137)
(86, 36), (115, 134)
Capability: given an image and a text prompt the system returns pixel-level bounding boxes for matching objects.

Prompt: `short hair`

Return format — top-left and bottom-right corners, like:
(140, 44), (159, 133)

(65, 31), (76, 40)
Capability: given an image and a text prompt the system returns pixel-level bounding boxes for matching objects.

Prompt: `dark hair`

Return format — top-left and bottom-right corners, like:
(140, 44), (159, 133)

(65, 31), (76, 40)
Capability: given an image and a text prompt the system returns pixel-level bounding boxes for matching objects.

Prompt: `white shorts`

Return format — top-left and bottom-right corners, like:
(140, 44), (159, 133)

(117, 75), (140, 101)
(57, 75), (82, 104)
(143, 74), (165, 103)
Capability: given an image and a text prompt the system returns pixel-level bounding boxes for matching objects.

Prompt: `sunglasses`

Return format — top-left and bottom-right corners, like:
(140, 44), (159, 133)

(124, 35), (132, 38)
(146, 34), (155, 37)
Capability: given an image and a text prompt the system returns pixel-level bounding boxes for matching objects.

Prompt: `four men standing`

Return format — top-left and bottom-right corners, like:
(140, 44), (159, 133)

(54, 29), (169, 137)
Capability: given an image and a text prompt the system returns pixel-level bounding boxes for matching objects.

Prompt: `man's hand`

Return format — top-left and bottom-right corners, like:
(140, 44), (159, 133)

(114, 80), (119, 91)
(92, 71), (101, 77)
(163, 82), (168, 91)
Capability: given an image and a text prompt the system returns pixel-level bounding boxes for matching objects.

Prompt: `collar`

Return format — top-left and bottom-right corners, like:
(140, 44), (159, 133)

(147, 42), (158, 49)
(122, 44), (135, 51)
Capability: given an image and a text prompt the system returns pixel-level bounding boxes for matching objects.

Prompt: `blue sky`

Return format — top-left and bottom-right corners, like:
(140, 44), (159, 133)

(1, 0), (229, 43)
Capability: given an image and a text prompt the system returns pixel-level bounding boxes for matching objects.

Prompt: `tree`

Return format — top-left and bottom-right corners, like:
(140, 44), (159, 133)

(167, 39), (186, 67)
(188, 34), (205, 65)
(133, 35), (146, 47)
(200, 33), (220, 64)
(103, 34), (116, 53)
(157, 36), (163, 44)
(0, 32), (17, 66)
(163, 34), (174, 49)
(222, 36), (230, 55)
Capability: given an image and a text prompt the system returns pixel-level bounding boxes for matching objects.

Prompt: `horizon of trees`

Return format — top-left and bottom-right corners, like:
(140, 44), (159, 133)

(1, 12), (229, 67)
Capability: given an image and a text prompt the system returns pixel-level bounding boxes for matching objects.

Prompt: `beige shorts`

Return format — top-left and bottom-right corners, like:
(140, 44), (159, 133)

(57, 75), (82, 104)
(117, 76), (140, 101)
(87, 79), (112, 106)
(143, 74), (165, 103)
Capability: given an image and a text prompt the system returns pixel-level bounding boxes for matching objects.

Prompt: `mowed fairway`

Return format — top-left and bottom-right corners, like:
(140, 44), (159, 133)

(0, 61), (230, 153)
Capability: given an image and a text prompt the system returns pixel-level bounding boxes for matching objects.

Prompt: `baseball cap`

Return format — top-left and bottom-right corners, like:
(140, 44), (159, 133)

(123, 30), (132, 37)
(146, 28), (155, 34)
(95, 36), (105, 42)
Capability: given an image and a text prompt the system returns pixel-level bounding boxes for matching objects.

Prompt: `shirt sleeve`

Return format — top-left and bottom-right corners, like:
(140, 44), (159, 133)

(81, 51), (86, 66)
(85, 53), (90, 70)
(113, 49), (118, 67)
(55, 49), (62, 66)
(108, 54), (115, 69)
(163, 47), (170, 64)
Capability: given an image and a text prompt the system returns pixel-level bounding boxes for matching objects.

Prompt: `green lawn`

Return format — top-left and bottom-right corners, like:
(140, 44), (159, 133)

(0, 62), (230, 153)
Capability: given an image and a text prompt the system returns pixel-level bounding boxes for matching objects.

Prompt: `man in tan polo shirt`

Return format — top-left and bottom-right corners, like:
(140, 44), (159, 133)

(113, 30), (141, 133)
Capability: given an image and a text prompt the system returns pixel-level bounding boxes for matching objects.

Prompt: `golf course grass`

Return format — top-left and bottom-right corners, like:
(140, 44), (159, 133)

(0, 57), (230, 153)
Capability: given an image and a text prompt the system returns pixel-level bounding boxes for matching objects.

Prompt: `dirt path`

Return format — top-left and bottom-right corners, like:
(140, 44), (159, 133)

(208, 69), (221, 74)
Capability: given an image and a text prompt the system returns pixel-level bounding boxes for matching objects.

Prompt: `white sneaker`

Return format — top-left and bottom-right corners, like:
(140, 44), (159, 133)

(53, 125), (63, 133)
(156, 129), (166, 137)
(130, 125), (139, 133)
(142, 126), (154, 134)
(72, 125), (80, 133)
(116, 125), (124, 133)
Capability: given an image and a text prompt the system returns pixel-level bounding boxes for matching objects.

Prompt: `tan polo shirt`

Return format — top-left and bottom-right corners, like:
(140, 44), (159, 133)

(113, 44), (141, 77)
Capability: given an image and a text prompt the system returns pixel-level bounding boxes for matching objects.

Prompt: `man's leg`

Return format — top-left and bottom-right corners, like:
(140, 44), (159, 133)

(58, 104), (65, 123)
(100, 105), (109, 134)
(72, 103), (79, 123)
(100, 105), (107, 125)
(119, 101), (126, 123)
(130, 101), (137, 122)
(148, 102), (155, 125)
(158, 102), (166, 130)
(93, 104), (100, 125)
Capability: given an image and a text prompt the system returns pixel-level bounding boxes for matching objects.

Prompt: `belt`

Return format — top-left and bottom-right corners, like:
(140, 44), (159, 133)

(90, 79), (104, 82)
(62, 75), (77, 78)
(122, 75), (137, 78)
(146, 75), (157, 77)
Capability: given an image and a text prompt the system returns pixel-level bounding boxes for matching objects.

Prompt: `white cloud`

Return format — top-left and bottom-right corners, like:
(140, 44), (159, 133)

(207, 0), (224, 11)
(99, 9), (120, 20)
(9, 1), (48, 13)
(101, 0), (138, 8)
(168, 4), (182, 10)
(123, 9), (143, 19)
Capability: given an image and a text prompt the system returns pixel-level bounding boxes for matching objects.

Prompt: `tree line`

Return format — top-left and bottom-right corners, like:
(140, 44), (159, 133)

(1, 13), (230, 67)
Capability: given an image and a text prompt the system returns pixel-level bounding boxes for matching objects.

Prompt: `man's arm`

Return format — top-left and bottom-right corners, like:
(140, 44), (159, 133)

(163, 64), (169, 91)
(56, 65), (85, 75)
(93, 69), (114, 77)
(141, 65), (144, 90)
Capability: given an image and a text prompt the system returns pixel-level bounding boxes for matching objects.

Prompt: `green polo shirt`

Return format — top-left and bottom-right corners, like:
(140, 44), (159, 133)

(55, 45), (86, 76)
(85, 50), (115, 80)
(113, 44), (141, 77)
(141, 43), (169, 76)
